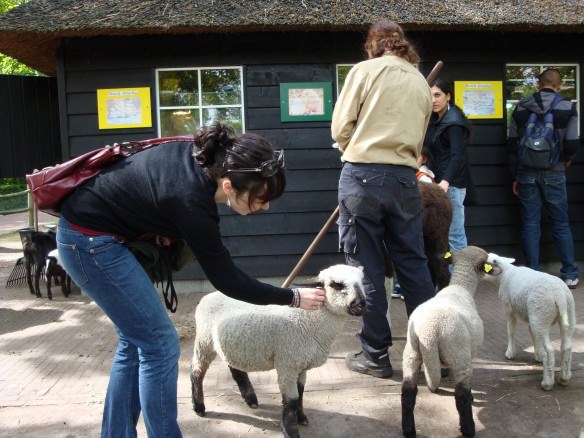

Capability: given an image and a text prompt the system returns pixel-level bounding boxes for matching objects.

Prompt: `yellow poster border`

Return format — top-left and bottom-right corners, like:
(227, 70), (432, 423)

(454, 81), (503, 119)
(97, 87), (152, 129)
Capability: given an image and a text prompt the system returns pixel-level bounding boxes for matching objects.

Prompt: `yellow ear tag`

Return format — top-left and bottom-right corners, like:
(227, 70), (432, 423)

(484, 263), (493, 273)
(444, 251), (452, 260)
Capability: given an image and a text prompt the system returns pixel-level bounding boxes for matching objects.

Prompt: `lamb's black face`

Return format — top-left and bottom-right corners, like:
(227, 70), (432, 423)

(330, 280), (345, 291)
(349, 283), (365, 316)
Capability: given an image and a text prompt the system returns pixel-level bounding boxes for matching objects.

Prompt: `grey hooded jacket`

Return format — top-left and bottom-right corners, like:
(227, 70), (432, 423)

(507, 88), (579, 178)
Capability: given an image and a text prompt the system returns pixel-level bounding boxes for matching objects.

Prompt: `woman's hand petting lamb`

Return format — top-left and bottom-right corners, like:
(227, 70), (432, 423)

(297, 287), (326, 310)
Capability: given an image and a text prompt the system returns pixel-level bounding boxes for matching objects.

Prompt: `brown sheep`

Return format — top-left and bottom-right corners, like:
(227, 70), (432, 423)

(385, 182), (452, 291)
(419, 182), (453, 290)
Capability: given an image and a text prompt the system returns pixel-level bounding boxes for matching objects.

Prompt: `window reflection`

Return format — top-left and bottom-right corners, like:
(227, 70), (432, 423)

(157, 67), (243, 135)
(505, 64), (580, 133)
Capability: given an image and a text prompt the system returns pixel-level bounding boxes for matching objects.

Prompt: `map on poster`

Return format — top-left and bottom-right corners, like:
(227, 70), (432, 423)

(97, 87), (152, 129)
(454, 81), (503, 119)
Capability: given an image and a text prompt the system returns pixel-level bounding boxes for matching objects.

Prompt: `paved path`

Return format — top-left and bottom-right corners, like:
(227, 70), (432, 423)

(0, 235), (583, 437)
(1, 213), (583, 437)
(0, 211), (56, 234)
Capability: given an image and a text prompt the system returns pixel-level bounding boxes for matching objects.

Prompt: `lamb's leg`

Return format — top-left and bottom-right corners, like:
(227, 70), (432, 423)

(190, 341), (216, 416)
(454, 380), (475, 437)
(384, 276), (393, 328)
(558, 317), (573, 386)
(60, 273), (70, 297)
(46, 275), (53, 300)
(296, 371), (308, 425)
(33, 262), (43, 298)
(278, 374), (300, 438)
(401, 343), (422, 438)
(505, 314), (517, 359)
(65, 275), (72, 296)
(533, 329), (555, 391)
(229, 366), (258, 408)
(25, 260), (35, 295)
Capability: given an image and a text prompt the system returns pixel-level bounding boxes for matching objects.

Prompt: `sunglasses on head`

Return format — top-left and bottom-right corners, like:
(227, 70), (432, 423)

(226, 150), (285, 178)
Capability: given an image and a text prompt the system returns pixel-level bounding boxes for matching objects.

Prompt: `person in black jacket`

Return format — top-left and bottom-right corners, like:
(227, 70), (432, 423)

(56, 123), (325, 438)
(424, 78), (472, 252)
(507, 68), (580, 289)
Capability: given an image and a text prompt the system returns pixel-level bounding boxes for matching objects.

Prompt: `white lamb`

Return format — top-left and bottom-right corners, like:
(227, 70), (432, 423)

(190, 264), (365, 438)
(486, 252), (576, 391)
(401, 246), (501, 438)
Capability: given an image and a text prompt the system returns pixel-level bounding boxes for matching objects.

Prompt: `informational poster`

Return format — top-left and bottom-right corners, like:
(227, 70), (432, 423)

(454, 81), (503, 119)
(280, 82), (333, 122)
(97, 87), (152, 129)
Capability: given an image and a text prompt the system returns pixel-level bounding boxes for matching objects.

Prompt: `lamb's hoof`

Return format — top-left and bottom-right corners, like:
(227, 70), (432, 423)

(193, 402), (206, 417)
(244, 394), (258, 409)
(298, 417), (309, 426)
(558, 378), (570, 387)
(540, 381), (554, 391)
(280, 424), (300, 438)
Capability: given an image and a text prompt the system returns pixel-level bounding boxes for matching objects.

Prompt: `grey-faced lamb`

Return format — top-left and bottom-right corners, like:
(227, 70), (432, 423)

(190, 264), (365, 438)
(401, 246), (501, 438)
(486, 252), (576, 391)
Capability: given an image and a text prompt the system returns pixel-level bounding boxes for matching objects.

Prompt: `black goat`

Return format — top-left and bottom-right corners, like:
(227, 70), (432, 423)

(22, 230), (56, 298)
(45, 249), (71, 300)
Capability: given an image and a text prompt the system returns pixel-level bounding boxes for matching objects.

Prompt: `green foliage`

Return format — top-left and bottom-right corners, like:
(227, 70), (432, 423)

(0, 0), (40, 76)
(0, 54), (39, 75)
(0, 177), (26, 194)
(0, 178), (28, 212)
(0, 0), (27, 12)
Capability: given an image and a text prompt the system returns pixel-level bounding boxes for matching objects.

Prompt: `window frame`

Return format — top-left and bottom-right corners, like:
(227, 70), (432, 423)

(155, 66), (245, 136)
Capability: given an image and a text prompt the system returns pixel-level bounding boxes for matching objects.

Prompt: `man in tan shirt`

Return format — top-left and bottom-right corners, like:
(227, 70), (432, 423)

(332, 19), (435, 378)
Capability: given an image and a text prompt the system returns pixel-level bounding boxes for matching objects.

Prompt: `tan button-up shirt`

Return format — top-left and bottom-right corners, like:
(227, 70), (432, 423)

(331, 54), (432, 169)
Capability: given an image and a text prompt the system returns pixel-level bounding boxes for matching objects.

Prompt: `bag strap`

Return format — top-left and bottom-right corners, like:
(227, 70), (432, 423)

(158, 245), (179, 313)
(114, 136), (192, 158)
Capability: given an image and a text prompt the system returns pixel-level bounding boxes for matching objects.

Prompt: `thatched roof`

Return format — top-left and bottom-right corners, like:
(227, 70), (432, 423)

(1, 0), (583, 76)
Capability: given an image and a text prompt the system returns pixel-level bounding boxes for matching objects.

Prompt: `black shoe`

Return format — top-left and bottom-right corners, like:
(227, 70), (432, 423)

(345, 351), (393, 378)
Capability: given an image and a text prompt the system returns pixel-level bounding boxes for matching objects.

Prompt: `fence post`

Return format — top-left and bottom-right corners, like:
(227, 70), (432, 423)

(27, 190), (38, 231)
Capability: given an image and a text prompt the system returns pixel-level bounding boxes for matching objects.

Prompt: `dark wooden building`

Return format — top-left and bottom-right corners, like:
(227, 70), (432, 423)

(0, 0), (582, 280)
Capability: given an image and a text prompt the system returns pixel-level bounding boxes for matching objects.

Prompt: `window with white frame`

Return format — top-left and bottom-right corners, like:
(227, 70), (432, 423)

(505, 64), (579, 133)
(336, 64), (354, 96)
(156, 67), (244, 136)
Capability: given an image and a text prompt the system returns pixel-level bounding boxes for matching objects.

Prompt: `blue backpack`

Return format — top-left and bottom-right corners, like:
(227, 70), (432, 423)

(519, 93), (563, 170)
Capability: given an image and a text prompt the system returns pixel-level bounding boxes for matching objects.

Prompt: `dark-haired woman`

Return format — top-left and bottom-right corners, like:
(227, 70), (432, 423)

(425, 79), (471, 251)
(56, 123), (325, 438)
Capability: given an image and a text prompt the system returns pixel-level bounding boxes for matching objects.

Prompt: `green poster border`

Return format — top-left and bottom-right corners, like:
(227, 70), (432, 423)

(279, 82), (333, 122)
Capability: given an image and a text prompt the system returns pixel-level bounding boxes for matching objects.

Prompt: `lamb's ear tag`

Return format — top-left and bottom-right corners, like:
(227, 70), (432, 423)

(444, 251), (452, 260)
(484, 263), (493, 273)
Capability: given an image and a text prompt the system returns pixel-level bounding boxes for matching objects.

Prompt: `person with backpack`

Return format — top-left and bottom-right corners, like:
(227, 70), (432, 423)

(507, 68), (580, 289)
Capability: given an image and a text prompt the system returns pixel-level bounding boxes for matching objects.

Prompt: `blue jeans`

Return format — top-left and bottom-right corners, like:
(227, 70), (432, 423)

(517, 170), (579, 280)
(447, 186), (467, 252)
(338, 163), (435, 360)
(57, 218), (182, 438)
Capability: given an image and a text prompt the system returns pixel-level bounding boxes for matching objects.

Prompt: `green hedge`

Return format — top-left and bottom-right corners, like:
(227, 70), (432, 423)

(0, 178), (28, 211)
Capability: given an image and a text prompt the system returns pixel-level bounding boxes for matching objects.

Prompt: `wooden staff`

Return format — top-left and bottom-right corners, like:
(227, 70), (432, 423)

(282, 60), (445, 288)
